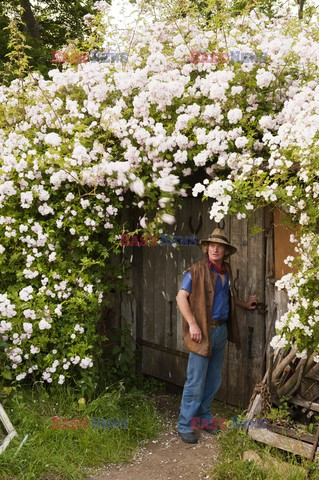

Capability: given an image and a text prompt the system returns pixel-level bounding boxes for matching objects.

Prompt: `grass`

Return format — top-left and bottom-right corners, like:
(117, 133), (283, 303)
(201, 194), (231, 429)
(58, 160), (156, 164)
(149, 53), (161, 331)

(0, 381), (162, 480)
(208, 417), (318, 480)
(3, 383), (318, 480)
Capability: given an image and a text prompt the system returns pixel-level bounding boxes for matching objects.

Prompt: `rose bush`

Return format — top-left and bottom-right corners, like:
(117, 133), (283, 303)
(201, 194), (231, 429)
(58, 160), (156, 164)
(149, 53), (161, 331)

(0, 0), (318, 388)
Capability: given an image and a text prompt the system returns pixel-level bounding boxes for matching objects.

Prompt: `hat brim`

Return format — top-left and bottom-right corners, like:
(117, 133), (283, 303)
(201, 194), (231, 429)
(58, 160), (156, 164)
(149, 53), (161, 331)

(198, 239), (237, 256)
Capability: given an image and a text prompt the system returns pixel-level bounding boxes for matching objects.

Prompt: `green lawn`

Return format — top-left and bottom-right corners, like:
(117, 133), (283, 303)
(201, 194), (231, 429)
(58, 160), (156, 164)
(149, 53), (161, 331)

(0, 383), (161, 480)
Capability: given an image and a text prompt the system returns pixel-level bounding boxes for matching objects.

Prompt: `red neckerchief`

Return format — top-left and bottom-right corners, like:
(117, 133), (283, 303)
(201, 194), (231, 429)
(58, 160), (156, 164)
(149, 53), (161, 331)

(206, 257), (226, 274)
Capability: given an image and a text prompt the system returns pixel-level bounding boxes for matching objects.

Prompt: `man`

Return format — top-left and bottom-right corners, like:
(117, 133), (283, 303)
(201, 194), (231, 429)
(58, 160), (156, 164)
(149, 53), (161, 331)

(176, 228), (257, 444)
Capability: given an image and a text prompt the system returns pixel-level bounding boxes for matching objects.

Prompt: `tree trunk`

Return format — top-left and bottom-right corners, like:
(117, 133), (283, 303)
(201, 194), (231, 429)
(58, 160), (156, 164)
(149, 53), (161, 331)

(19, 0), (41, 39)
(297, 0), (306, 19)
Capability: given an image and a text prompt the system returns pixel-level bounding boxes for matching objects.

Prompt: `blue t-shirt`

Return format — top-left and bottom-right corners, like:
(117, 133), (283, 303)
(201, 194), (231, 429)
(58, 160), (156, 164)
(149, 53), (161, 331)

(180, 267), (230, 320)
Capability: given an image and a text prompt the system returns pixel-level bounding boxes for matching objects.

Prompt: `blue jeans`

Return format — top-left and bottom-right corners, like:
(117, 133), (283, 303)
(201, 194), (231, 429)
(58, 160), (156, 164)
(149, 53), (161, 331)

(177, 323), (228, 433)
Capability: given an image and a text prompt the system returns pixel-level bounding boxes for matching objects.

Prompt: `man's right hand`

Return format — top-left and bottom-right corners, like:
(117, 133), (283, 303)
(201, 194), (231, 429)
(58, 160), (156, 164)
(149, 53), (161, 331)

(189, 323), (202, 343)
(176, 290), (202, 343)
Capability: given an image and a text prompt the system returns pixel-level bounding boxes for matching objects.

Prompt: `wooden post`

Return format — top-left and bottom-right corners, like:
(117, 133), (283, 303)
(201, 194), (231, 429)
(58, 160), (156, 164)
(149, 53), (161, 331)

(309, 423), (319, 463)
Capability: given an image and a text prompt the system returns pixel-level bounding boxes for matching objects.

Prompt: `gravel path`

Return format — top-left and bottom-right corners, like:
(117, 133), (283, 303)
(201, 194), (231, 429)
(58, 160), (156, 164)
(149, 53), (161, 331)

(86, 394), (222, 480)
(87, 428), (221, 480)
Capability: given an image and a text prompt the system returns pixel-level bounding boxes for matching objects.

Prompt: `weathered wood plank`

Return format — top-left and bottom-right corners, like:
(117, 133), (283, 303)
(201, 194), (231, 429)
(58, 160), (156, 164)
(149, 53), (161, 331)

(133, 240), (143, 373)
(273, 208), (299, 280)
(304, 371), (319, 383)
(304, 362), (319, 381)
(163, 247), (178, 351)
(141, 345), (187, 386)
(0, 430), (17, 455)
(0, 403), (17, 455)
(264, 208), (276, 376)
(248, 426), (319, 458)
(215, 212), (230, 403)
(247, 393), (263, 419)
(226, 213), (248, 406)
(289, 396), (319, 413)
(154, 233), (167, 349)
(0, 403), (16, 437)
(300, 376), (319, 400)
(245, 209), (265, 403)
(190, 196), (205, 266)
(141, 237), (156, 377)
(310, 423), (319, 462)
(266, 423), (315, 444)
(176, 198), (193, 353)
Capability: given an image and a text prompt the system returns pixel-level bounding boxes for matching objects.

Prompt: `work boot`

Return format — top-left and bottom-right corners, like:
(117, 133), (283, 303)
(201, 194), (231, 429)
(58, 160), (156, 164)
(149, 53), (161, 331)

(178, 431), (198, 444)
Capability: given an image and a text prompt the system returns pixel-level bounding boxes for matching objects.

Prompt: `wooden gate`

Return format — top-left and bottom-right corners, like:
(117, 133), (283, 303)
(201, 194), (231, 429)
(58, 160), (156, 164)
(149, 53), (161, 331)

(127, 197), (267, 407)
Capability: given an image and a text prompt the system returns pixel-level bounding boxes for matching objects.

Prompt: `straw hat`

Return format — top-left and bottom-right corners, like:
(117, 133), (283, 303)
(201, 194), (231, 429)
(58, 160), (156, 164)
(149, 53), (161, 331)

(199, 228), (237, 256)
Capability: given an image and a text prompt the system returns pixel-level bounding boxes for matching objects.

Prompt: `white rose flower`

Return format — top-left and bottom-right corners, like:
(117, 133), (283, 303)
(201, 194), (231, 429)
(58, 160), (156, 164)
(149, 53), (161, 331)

(227, 108), (243, 124)
(44, 132), (62, 147)
(23, 322), (33, 334)
(38, 319), (51, 330)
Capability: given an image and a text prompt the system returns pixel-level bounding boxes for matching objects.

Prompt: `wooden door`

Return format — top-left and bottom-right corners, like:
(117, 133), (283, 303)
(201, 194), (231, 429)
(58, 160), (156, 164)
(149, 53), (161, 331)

(134, 197), (266, 407)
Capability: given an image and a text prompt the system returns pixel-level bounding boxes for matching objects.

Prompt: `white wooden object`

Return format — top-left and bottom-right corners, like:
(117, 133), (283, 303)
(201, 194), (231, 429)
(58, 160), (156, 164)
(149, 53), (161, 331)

(0, 402), (17, 455)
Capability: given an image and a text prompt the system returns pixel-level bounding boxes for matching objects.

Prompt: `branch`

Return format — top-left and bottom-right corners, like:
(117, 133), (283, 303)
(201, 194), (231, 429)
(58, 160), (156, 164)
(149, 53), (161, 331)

(296, 0), (306, 19)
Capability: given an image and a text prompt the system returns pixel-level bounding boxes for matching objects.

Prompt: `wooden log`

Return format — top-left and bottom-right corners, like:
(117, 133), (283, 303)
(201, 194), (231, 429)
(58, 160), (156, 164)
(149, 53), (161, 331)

(272, 347), (298, 383)
(304, 350), (319, 376)
(248, 426), (319, 459)
(271, 348), (285, 382)
(288, 396), (319, 413)
(266, 348), (283, 383)
(268, 351), (274, 395)
(277, 356), (307, 397)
